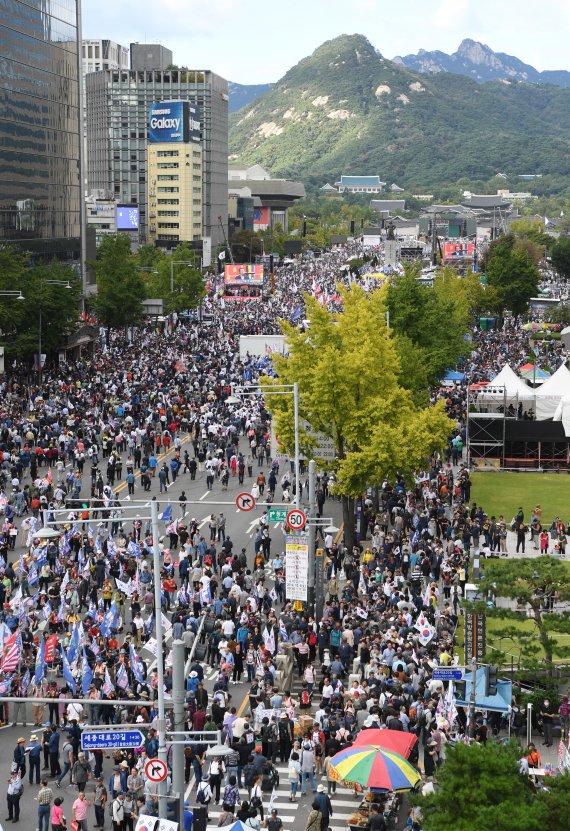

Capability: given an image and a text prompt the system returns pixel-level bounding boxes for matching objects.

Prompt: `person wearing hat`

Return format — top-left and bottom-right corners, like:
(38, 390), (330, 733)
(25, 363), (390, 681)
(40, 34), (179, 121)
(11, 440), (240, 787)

(314, 785), (333, 831)
(6, 766), (24, 823)
(264, 808), (283, 831)
(93, 777), (107, 829)
(183, 799), (194, 831)
(27, 734), (42, 785)
(12, 738), (26, 778)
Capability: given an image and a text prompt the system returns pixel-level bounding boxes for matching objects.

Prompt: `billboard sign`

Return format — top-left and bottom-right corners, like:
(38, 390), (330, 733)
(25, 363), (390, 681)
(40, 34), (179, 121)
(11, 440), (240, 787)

(224, 264), (264, 285)
(148, 100), (201, 144)
(116, 205), (139, 230)
(285, 534), (309, 601)
(443, 241), (475, 260)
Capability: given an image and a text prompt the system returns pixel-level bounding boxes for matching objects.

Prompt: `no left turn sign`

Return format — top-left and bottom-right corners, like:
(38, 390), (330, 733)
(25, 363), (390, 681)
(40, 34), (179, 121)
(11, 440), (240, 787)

(287, 508), (307, 531)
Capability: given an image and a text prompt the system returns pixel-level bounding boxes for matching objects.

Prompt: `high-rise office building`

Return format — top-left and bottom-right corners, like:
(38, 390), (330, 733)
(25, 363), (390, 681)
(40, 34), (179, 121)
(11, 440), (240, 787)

(130, 43), (173, 72)
(0, 0), (82, 262)
(81, 40), (130, 196)
(86, 65), (228, 248)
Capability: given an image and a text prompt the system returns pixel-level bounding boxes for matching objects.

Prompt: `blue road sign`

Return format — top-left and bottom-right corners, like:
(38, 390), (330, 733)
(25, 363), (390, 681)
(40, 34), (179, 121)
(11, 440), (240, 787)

(432, 668), (464, 681)
(81, 730), (144, 750)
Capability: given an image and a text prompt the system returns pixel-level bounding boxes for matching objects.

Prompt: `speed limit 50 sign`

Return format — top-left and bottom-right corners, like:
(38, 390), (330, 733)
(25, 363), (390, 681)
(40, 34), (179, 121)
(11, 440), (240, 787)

(286, 508), (307, 531)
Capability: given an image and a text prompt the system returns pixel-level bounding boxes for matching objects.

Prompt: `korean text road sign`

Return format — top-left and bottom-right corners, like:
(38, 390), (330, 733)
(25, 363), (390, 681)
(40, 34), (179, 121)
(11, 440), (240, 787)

(236, 492), (255, 512)
(432, 668), (464, 681)
(144, 757), (168, 783)
(81, 730), (144, 750)
(267, 507), (288, 523)
(286, 508), (307, 531)
(464, 612), (486, 664)
(285, 534), (309, 601)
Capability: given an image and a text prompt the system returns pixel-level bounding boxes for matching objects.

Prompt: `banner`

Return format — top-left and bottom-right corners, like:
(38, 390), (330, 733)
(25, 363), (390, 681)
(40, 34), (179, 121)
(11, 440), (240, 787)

(285, 534), (309, 601)
(44, 634), (58, 663)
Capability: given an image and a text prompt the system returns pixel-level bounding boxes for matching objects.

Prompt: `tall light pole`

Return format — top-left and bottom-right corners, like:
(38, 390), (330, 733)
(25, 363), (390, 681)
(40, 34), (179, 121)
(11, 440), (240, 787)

(38, 280), (72, 386)
(169, 260), (194, 294)
(231, 382), (300, 508)
(0, 293), (25, 375)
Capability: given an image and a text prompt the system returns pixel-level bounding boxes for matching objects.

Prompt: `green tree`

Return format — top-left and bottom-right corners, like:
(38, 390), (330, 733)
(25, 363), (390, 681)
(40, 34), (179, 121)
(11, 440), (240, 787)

(484, 236), (539, 316)
(418, 741), (537, 831)
(230, 230), (263, 263)
(263, 286), (454, 549)
(542, 304), (570, 327)
(0, 248), (81, 363)
(551, 236), (570, 279)
(476, 556), (570, 674)
(92, 235), (146, 330)
(144, 243), (206, 314)
(386, 267), (469, 389)
(535, 773), (570, 826)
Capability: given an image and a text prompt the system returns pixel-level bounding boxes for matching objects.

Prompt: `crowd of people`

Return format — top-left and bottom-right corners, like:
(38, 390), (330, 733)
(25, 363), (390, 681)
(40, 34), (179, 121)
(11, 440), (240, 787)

(0, 244), (566, 831)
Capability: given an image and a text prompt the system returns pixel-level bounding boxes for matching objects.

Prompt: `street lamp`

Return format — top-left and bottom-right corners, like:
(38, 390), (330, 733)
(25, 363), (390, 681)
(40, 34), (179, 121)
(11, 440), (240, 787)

(231, 382), (301, 509)
(169, 259), (195, 293)
(0, 291), (25, 300)
(38, 280), (72, 385)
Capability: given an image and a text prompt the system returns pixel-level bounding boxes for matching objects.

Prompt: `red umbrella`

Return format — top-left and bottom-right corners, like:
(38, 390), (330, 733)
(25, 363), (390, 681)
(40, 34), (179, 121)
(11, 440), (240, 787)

(353, 728), (417, 759)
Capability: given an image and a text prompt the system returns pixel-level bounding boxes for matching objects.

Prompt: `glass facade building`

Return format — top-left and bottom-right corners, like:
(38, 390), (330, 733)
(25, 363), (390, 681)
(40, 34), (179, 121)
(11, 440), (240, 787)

(0, 0), (82, 260)
(86, 68), (228, 248)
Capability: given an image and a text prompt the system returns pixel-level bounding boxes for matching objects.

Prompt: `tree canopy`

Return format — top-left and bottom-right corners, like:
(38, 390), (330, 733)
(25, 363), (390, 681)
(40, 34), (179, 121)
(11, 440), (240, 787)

(419, 742), (537, 831)
(482, 233), (540, 315)
(550, 236), (570, 280)
(141, 242), (206, 314)
(92, 235), (146, 329)
(0, 246), (82, 363)
(263, 285), (454, 548)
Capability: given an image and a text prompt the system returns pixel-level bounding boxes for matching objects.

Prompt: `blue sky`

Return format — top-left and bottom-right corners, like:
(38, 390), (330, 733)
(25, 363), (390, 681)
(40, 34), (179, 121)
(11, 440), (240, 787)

(83, 0), (570, 84)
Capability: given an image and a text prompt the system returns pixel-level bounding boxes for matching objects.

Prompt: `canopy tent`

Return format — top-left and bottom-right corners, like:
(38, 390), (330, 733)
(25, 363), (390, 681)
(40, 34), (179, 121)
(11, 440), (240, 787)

(442, 370), (465, 383)
(477, 364), (535, 409)
(454, 668), (512, 713)
(535, 363), (570, 421)
(519, 363), (551, 384)
(554, 393), (570, 437)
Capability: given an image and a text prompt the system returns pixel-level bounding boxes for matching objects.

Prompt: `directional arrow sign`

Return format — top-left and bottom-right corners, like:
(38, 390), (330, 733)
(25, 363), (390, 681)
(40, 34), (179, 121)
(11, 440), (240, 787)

(236, 492), (255, 512)
(81, 730), (145, 750)
(267, 507), (288, 524)
(432, 668), (464, 681)
(144, 757), (168, 783)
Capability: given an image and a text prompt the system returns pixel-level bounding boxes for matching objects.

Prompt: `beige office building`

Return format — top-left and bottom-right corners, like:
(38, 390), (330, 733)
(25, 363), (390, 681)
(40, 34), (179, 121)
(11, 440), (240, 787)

(147, 141), (203, 246)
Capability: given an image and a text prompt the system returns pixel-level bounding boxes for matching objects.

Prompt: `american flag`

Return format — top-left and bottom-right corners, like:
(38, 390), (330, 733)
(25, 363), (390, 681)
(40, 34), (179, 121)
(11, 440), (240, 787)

(0, 631), (22, 674)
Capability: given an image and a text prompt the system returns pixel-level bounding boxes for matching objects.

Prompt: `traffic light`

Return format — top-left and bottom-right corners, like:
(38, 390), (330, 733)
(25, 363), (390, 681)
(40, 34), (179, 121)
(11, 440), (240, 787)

(454, 679), (467, 701)
(485, 665), (498, 696)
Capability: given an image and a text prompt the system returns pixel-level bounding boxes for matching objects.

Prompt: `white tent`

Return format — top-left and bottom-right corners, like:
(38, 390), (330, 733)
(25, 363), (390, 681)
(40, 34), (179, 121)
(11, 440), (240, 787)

(535, 363), (570, 420)
(477, 364), (535, 408)
(553, 393), (570, 437)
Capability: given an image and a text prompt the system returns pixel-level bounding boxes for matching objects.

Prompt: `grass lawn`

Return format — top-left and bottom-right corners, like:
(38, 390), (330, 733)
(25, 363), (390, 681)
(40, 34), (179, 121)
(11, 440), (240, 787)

(455, 613), (570, 665)
(471, 471), (570, 525)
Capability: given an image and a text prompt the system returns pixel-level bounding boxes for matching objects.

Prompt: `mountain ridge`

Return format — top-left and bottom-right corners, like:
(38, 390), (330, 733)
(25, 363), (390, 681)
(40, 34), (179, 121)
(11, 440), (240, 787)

(228, 81), (273, 113)
(393, 38), (570, 87)
(228, 34), (570, 190)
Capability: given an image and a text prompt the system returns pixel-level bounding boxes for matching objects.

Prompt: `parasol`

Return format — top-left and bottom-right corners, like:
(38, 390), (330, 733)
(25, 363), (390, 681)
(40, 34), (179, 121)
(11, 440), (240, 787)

(353, 728), (417, 759)
(330, 744), (421, 792)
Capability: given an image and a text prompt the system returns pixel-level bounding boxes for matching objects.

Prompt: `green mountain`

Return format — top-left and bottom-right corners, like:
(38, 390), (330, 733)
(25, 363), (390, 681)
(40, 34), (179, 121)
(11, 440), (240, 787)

(228, 34), (570, 190)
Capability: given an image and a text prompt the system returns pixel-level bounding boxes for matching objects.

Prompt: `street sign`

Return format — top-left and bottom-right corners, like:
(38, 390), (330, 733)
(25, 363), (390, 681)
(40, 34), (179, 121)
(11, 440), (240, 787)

(81, 730), (144, 750)
(464, 612), (486, 664)
(267, 507), (288, 524)
(144, 757), (168, 783)
(315, 548), (325, 620)
(235, 492), (255, 512)
(286, 508), (307, 531)
(432, 668), (464, 681)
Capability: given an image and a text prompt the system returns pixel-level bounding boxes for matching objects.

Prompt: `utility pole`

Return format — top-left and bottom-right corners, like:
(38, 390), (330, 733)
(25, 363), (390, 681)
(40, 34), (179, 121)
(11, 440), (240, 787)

(293, 382), (300, 509)
(150, 499), (168, 819)
(468, 657), (477, 740)
(307, 459), (316, 609)
(172, 639), (186, 827)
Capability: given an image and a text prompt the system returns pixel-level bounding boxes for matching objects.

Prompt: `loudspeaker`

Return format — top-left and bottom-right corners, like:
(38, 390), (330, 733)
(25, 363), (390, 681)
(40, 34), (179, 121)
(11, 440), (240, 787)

(194, 806), (208, 831)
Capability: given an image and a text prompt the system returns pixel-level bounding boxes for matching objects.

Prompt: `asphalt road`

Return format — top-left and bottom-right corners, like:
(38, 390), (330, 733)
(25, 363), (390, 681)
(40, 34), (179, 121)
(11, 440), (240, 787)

(0, 431), (343, 830)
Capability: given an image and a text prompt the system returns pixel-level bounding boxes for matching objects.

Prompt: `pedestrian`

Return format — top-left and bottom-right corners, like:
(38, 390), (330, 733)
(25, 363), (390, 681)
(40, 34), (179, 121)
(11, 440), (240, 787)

(72, 791), (91, 831)
(12, 738), (26, 777)
(72, 753), (92, 793)
(287, 752), (300, 802)
(6, 767), (23, 823)
(304, 802), (322, 831)
(51, 796), (66, 831)
(314, 784), (333, 831)
(27, 733), (42, 785)
(264, 808), (283, 831)
(36, 778), (53, 831)
(93, 776), (107, 829)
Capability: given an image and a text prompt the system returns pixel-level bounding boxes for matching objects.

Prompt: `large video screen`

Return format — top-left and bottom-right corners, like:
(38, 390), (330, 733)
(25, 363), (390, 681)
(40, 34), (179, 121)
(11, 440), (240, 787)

(443, 242), (475, 259)
(224, 264), (264, 285)
(116, 205), (139, 230)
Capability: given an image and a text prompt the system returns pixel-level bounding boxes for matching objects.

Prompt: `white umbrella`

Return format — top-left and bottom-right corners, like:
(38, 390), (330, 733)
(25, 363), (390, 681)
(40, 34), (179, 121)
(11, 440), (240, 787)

(225, 396), (241, 405)
(324, 525), (339, 535)
(33, 527), (60, 540)
(205, 744), (232, 758)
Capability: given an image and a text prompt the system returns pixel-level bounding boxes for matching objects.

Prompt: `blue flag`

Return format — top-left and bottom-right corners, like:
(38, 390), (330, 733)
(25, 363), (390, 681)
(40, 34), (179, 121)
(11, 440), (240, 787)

(129, 644), (144, 684)
(116, 663), (129, 690)
(34, 638), (46, 685)
(81, 649), (93, 696)
(66, 624), (80, 665)
(161, 503), (172, 523)
(20, 669), (30, 695)
(62, 651), (76, 694)
(144, 613), (154, 637)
